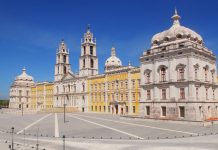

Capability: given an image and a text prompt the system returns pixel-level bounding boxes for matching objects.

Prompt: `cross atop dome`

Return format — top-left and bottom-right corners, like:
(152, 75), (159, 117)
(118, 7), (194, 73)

(111, 46), (116, 56)
(22, 67), (26, 73)
(87, 24), (91, 32)
(171, 8), (181, 25)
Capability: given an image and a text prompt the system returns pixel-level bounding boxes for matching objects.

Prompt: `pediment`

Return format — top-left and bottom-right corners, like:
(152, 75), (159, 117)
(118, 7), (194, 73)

(61, 72), (75, 81)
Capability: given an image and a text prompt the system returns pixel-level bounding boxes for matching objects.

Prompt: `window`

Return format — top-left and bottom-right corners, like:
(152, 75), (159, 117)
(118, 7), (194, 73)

(146, 106), (150, 116)
(132, 93), (135, 101)
(90, 46), (93, 55)
(108, 106), (110, 112)
(160, 68), (166, 82)
(162, 89), (166, 100)
(64, 66), (67, 74)
(84, 46), (86, 55)
(196, 88), (199, 99)
(133, 106), (136, 113)
(213, 89), (215, 99)
(83, 59), (85, 68)
(104, 106), (106, 112)
(195, 68), (198, 80)
(161, 106), (166, 116)
(204, 67), (208, 81)
(63, 55), (66, 63)
(126, 106), (128, 113)
(95, 106), (97, 111)
(206, 88), (208, 100)
(146, 72), (151, 83)
(178, 68), (184, 80)
(99, 106), (101, 112)
(179, 106), (185, 117)
(82, 84), (85, 92)
(180, 88), (185, 99)
(132, 80), (135, 88)
(91, 59), (94, 68)
(212, 71), (214, 82)
(147, 90), (151, 100)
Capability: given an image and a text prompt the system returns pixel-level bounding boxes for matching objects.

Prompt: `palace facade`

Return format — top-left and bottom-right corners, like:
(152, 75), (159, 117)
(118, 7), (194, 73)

(9, 68), (34, 109)
(9, 10), (218, 121)
(31, 82), (54, 110)
(53, 26), (98, 112)
(88, 47), (140, 115)
(139, 10), (218, 121)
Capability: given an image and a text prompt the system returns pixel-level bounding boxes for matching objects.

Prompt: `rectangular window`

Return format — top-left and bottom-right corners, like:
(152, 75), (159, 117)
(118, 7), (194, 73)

(104, 106), (106, 112)
(132, 80), (135, 88)
(179, 106), (185, 117)
(108, 106), (110, 112)
(161, 106), (166, 116)
(180, 88), (185, 99)
(147, 90), (151, 100)
(133, 106), (136, 113)
(206, 88), (208, 100)
(91, 106), (93, 111)
(99, 106), (101, 112)
(162, 89), (166, 100)
(146, 106), (150, 116)
(178, 68), (184, 80)
(95, 106), (97, 111)
(132, 93), (135, 101)
(195, 68), (198, 80)
(213, 89), (215, 99)
(196, 88), (199, 99)
(146, 72), (150, 83)
(126, 106), (128, 113)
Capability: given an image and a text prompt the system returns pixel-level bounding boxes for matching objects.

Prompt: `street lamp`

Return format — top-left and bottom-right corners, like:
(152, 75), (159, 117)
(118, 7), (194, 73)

(63, 135), (65, 150)
(64, 95), (68, 123)
(21, 102), (24, 116)
(11, 127), (14, 150)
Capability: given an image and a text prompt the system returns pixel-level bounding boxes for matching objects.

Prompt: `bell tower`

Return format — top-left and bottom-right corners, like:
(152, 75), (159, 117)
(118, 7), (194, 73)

(79, 25), (98, 77)
(54, 40), (71, 81)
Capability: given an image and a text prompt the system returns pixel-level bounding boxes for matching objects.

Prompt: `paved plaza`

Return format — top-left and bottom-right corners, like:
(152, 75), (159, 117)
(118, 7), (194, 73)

(0, 111), (218, 150)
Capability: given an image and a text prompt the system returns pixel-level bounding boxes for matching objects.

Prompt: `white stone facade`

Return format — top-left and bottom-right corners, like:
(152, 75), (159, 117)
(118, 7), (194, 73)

(9, 68), (35, 109)
(53, 26), (98, 112)
(139, 10), (218, 121)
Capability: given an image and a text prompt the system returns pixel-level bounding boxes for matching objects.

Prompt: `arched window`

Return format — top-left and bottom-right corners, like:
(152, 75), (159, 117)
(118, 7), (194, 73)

(90, 46), (93, 55)
(176, 64), (186, 81)
(160, 68), (166, 82)
(144, 69), (152, 83)
(91, 59), (94, 68)
(84, 46), (86, 55)
(176, 34), (182, 39)
(83, 59), (85, 68)
(64, 66), (67, 74)
(63, 55), (66, 63)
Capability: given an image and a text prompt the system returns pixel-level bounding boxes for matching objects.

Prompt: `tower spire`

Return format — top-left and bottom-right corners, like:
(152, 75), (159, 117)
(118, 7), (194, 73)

(171, 8), (181, 25)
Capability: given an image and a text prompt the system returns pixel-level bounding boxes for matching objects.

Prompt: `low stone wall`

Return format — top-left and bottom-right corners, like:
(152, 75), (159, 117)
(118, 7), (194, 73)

(39, 107), (79, 113)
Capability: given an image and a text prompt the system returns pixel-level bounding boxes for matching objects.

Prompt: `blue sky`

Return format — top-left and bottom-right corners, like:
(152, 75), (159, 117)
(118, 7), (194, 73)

(0, 0), (218, 99)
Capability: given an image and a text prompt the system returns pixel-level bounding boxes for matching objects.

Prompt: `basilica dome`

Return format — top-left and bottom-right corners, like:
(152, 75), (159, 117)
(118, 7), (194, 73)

(105, 47), (122, 70)
(14, 68), (34, 85)
(151, 9), (203, 48)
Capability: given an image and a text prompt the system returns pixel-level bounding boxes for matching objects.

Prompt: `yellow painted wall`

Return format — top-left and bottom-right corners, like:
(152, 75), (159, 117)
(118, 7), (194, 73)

(31, 82), (54, 110)
(88, 68), (140, 115)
